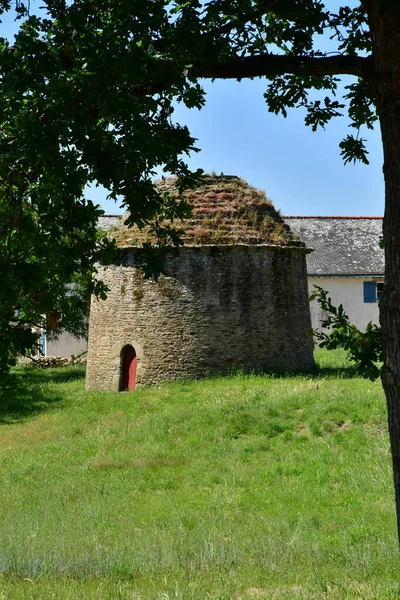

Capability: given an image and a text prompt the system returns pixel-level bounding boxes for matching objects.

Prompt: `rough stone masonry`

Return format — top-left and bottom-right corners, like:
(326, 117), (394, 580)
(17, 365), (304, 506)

(86, 244), (313, 391)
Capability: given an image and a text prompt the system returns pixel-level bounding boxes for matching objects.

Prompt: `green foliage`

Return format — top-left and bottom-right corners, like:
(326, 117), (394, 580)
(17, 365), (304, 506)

(0, 0), (205, 391)
(339, 134), (369, 164)
(311, 286), (382, 380)
(329, 4), (371, 55)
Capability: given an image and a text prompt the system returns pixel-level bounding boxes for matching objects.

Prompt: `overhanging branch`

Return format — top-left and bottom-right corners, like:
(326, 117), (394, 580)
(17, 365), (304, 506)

(130, 53), (372, 97)
(192, 53), (371, 80)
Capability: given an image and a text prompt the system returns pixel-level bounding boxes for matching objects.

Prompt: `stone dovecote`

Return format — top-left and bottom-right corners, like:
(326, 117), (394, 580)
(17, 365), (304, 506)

(86, 176), (314, 391)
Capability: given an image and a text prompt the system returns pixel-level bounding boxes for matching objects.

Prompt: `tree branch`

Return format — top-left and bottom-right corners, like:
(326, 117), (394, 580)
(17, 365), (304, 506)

(192, 53), (372, 80)
(130, 53), (372, 97)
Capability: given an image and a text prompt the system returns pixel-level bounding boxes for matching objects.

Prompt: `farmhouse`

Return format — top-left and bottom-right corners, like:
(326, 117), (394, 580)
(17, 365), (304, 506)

(284, 216), (384, 331)
(85, 175), (314, 391)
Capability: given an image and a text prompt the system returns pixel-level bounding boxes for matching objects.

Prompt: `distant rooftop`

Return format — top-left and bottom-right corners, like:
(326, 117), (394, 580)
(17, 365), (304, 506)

(98, 215), (121, 231)
(284, 216), (384, 276)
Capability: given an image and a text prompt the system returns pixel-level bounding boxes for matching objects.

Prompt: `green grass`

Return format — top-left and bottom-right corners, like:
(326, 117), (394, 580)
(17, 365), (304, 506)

(0, 350), (398, 599)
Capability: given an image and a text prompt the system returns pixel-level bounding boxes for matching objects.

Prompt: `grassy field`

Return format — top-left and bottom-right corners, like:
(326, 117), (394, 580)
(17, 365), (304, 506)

(0, 350), (398, 599)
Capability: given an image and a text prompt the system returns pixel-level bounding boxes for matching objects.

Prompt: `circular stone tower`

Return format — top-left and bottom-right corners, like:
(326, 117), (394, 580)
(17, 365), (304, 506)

(86, 175), (313, 391)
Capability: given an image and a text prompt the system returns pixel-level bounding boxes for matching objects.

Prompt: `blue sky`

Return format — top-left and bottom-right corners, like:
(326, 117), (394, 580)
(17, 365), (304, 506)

(164, 77), (384, 219)
(98, 75), (384, 218)
(1, 1), (384, 217)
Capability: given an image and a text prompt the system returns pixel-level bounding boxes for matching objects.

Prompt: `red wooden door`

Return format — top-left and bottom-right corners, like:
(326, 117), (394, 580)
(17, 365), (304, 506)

(121, 345), (137, 391)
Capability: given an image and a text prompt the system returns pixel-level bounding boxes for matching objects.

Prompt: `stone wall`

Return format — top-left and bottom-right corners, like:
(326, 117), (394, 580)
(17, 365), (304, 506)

(86, 245), (314, 391)
(20, 355), (87, 368)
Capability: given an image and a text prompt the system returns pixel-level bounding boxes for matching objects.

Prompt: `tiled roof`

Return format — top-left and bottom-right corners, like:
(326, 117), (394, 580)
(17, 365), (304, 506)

(284, 217), (384, 276)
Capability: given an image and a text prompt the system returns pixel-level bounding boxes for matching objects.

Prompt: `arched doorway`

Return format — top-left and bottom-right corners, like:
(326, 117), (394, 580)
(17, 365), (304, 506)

(120, 345), (137, 391)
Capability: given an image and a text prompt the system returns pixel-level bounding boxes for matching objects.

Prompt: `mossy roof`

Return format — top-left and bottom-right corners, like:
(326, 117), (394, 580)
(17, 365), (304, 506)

(111, 175), (304, 247)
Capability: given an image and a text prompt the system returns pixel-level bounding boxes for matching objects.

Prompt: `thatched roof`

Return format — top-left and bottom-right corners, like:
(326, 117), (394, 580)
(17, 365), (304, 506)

(110, 175), (304, 247)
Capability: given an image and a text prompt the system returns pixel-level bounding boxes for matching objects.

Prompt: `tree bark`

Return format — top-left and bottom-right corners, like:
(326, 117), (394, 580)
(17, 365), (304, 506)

(367, 0), (400, 544)
(130, 54), (370, 98)
(379, 105), (400, 544)
(193, 53), (370, 80)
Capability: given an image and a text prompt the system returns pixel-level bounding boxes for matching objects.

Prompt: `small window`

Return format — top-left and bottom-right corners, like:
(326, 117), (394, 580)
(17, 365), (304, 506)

(363, 281), (377, 303)
(363, 281), (384, 303)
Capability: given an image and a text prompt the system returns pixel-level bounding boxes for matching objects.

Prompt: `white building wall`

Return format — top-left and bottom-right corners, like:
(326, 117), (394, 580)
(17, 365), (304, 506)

(46, 332), (87, 357)
(308, 277), (380, 331)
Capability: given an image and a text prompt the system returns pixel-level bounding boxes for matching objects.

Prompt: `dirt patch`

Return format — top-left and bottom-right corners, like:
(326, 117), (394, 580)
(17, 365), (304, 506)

(0, 422), (58, 452)
(332, 418), (351, 430)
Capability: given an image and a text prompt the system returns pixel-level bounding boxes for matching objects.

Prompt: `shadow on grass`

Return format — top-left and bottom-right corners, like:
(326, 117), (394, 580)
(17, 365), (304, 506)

(224, 360), (362, 381)
(19, 366), (86, 385)
(0, 366), (85, 424)
(259, 362), (362, 380)
(313, 364), (362, 379)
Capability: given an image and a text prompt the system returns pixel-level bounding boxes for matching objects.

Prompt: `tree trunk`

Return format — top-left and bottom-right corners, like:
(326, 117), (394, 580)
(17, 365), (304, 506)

(380, 105), (400, 543)
(367, 2), (400, 544)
